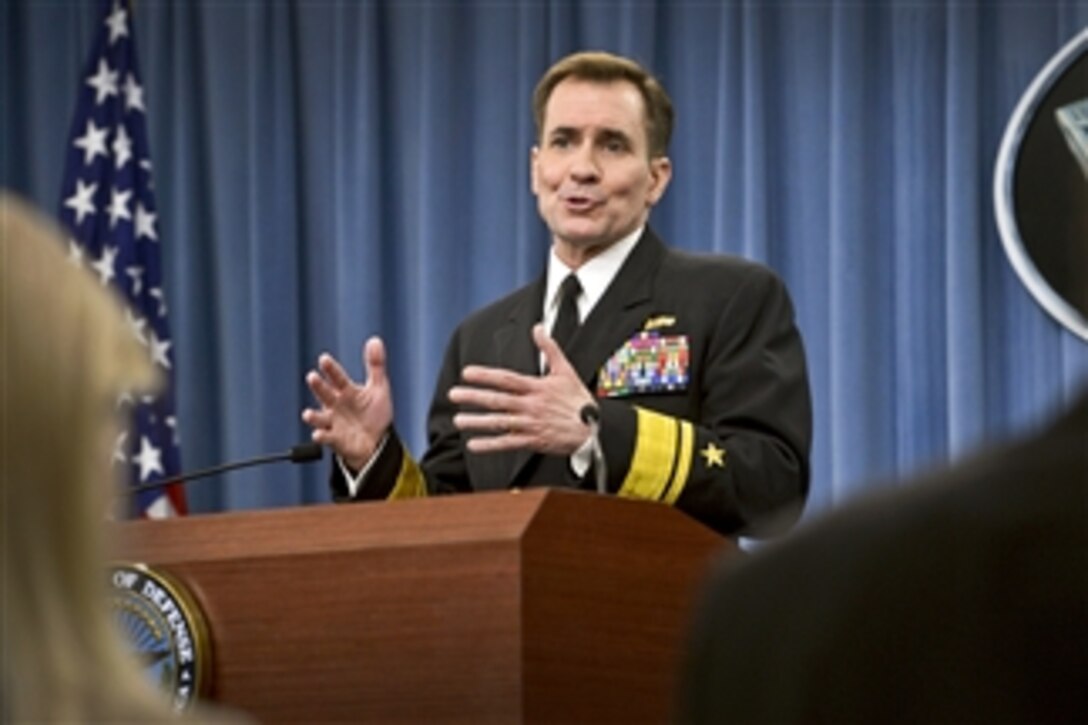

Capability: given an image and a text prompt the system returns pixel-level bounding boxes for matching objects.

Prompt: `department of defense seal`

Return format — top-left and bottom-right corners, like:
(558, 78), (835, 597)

(109, 563), (212, 711)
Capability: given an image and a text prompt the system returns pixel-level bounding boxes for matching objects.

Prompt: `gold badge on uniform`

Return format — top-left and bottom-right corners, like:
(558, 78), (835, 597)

(642, 315), (677, 331)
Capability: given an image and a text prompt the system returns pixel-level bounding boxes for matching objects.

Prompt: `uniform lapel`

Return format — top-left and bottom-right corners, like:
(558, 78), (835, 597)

(493, 276), (546, 486)
(494, 278), (544, 377)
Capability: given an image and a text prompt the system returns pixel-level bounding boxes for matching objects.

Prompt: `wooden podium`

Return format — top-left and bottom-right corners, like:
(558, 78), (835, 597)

(114, 489), (733, 723)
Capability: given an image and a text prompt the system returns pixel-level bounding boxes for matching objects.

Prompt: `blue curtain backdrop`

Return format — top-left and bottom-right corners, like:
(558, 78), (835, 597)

(3, 1), (1087, 519)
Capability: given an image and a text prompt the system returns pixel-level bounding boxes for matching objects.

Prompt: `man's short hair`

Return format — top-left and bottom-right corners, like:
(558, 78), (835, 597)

(532, 51), (674, 159)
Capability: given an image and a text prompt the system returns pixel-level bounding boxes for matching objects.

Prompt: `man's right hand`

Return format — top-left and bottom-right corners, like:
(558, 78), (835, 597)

(302, 336), (393, 472)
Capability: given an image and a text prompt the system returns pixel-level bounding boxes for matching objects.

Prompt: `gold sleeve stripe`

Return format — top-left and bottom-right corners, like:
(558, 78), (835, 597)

(661, 420), (694, 505)
(618, 407), (678, 503)
(388, 445), (427, 499)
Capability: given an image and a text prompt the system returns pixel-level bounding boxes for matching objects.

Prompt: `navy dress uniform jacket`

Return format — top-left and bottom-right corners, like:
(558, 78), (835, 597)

(330, 228), (813, 537)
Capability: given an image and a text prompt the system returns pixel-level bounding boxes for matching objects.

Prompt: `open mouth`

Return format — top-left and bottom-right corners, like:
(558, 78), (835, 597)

(560, 194), (602, 212)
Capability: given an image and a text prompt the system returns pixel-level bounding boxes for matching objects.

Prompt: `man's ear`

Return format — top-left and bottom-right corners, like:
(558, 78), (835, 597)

(530, 146), (540, 195)
(646, 156), (673, 206)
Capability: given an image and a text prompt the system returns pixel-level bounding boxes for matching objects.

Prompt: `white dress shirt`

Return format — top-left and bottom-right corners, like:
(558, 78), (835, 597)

(542, 225), (643, 347)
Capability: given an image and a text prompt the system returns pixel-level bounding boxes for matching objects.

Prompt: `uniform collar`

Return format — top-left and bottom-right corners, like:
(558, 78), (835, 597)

(544, 225), (644, 321)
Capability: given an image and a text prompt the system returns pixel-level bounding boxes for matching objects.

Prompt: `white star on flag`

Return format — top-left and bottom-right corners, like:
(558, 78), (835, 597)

(68, 239), (85, 267)
(124, 307), (148, 346)
(148, 329), (172, 369)
(149, 288), (167, 317)
(132, 435), (164, 481)
(107, 186), (132, 227)
(91, 244), (119, 285)
(73, 119), (109, 165)
(85, 58), (119, 105)
(64, 179), (98, 225)
(112, 124), (133, 169)
(135, 202), (157, 241)
(105, 3), (128, 45)
(126, 265), (145, 295)
(123, 73), (145, 114)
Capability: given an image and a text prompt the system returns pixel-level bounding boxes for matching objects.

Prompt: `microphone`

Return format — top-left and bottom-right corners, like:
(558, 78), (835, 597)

(580, 404), (607, 495)
(579, 404), (600, 426)
(129, 442), (323, 495)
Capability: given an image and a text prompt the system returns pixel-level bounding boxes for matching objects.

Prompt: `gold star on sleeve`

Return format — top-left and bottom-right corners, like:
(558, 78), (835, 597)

(700, 442), (726, 468)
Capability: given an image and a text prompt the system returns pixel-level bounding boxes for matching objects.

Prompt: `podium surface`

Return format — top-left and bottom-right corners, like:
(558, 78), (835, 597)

(114, 488), (732, 722)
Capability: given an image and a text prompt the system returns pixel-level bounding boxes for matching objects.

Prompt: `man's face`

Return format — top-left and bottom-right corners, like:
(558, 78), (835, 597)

(531, 78), (671, 258)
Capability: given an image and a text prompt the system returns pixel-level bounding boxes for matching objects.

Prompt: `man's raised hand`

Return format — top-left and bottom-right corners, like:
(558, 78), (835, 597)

(450, 324), (595, 456)
(302, 336), (394, 471)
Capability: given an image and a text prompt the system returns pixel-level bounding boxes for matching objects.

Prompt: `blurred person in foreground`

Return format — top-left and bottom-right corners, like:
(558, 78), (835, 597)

(303, 51), (811, 538)
(0, 192), (213, 721)
(678, 387), (1088, 723)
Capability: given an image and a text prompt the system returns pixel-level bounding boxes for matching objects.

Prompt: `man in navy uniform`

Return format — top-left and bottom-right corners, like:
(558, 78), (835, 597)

(302, 51), (811, 538)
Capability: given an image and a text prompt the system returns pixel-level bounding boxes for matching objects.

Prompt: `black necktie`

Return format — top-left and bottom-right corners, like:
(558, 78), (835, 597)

(551, 273), (582, 353)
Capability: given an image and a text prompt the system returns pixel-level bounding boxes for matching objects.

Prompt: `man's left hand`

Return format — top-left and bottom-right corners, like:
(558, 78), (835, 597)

(450, 323), (595, 455)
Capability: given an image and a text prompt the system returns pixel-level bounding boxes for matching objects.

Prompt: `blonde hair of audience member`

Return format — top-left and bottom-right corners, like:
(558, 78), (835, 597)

(0, 192), (179, 721)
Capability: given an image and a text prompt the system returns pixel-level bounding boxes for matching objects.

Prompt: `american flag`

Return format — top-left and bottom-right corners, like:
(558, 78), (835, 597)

(59, 0), (186, 517)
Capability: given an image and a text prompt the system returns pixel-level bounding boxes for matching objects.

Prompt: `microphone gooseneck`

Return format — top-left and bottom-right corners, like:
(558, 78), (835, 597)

(129, 443), (324, 495)
(580, 404), (607, 495)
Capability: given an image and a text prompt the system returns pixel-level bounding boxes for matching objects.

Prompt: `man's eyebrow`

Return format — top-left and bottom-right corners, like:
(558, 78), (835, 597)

(597, 128), (632, 143)
(548, 126), (579, 137)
